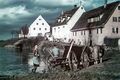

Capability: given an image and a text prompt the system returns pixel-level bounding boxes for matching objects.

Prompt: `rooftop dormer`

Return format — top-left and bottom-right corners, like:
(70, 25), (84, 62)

(87, 13), (104, 23)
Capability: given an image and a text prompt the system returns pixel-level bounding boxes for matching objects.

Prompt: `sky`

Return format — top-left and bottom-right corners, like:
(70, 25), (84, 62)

(0, 0), (119, 40)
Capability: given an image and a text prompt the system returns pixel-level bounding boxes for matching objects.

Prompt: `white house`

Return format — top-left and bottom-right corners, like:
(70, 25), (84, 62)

(52, 5), (85, 43)
(28, 15), (50, 37)
(71, 1), (120, 46)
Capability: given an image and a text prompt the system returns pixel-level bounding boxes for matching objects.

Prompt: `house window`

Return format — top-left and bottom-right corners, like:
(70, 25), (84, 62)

(67, 17), (70, 20)
(112, 28), (115, 33)
(75, 32), (77, 36)
(118, 17), (120, 22)
(58, 27), (60, 29)
(118, 6), (120, 10)
(89, 30), (91, 34)
(88, 19), (91, 23)
(33, 28), (36, 30)
(81, 31), (83, 35)
(39, 28), (41, 30)
(84, 31), (85, 35)
(113, 17), (117, 22)
(63, 26), (65, 28)
(100, 28), (102, 34)
(91, 18), (94, 22)
(36, 23), (38, 25)
(97, 29), (98, 34)
(94, 17), (99, 22)
(78, 39), (81, 45)
(38, 33), (42, 36)
(100, 14), (103, 19)
(69, 39), (71, 42)
(81, 7), (83, 9)
(42, 23), (44, 25)
(73, 32), (74, 36)
(39, 19), (41, 20)
(54, 28), (56, 32)
(116, 28), (118, 34)
(45, 28), (47, 30)
(64, 38), (66, 40)
(58, 19), (61, 22)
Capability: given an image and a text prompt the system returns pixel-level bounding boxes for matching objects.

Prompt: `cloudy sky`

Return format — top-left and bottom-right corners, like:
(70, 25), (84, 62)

(0, 0), (118, 40)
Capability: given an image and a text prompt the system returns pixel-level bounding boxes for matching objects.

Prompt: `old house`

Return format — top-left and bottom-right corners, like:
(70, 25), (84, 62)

(52, 5), (85, 43)
(71, 1), (120, 46)
(28, 15), (50, 37)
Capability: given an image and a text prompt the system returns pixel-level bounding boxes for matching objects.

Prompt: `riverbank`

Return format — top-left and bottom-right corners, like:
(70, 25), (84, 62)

(6, 50), (120, 80)
(0, 38), (21, 47)
(1, 38), (120, 80)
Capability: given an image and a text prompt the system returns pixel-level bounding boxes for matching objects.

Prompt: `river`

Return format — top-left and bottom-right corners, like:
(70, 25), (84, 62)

(0, 48), (31, 76)
(0, 47), (48, 76)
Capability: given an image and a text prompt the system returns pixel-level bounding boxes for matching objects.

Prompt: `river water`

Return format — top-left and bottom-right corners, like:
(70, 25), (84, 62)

(0, 48), (30, 76)
(0, 48), (48, 76)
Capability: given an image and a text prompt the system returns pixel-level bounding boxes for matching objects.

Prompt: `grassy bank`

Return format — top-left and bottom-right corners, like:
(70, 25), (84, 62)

(6, 50), (119, 80)
(0, 38), (21, 47)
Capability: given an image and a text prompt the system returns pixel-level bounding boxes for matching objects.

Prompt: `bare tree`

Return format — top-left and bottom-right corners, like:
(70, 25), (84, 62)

(11, 30), (14, 39)
(21, 24), (29, 38)
(11, 30), (19, 39)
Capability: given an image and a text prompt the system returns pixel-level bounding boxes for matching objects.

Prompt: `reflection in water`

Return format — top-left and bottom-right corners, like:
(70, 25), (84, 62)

(0, 44), (68, 76)
(0, 48), (48, 75)
(28, 54), (48, 73)
(0, 48), (29, 76)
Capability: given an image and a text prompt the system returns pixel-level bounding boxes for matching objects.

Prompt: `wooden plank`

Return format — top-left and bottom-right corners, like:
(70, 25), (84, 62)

(45, 48), (54, 59)
(66, 40), (74, 70)
(66, 40), (74, 59)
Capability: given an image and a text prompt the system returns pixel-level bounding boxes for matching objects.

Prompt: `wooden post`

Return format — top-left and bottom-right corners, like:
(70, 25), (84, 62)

(66, 40), (74, 70)
(81, 45), (87, 56)
(66, 40), (74, 59)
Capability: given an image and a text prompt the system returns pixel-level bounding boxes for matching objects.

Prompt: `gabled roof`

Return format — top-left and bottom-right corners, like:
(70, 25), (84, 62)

(71, 1), (120, 31)
(51, 7), (79, 27)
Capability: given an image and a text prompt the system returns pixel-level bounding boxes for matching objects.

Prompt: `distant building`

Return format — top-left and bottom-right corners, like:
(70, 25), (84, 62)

(71, 1), (120, 45)
(28, 15), (50, 37)
(51, 5), (85, 43)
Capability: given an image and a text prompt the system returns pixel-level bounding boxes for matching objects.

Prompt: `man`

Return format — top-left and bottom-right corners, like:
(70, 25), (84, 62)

(98, 45), (105, 63)
(92, 45), (99, 64)
(33, 45), (38, 54)
(52, 44), (60, 57)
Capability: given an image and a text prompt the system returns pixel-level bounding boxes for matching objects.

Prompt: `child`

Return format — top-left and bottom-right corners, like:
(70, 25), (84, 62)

(32, 54), (39, 73)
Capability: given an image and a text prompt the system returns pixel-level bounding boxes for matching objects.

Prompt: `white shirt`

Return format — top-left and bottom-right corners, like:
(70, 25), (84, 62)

(33, 56), (39, 65)
(52, 47), (59, 57)
(34, 45), (38, 51)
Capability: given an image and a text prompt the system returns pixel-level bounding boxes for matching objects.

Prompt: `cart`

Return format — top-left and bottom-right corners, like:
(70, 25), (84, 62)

(45, 41), (95, 71)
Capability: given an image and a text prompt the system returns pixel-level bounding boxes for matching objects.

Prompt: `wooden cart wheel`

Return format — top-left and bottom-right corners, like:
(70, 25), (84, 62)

(82, 52), (89, 68)
(69, 51), (78, 70)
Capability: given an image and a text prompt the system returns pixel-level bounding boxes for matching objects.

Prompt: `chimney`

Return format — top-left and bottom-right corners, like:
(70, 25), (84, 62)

(104, 0), (107, 8)
(79, 1), (82, 6)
